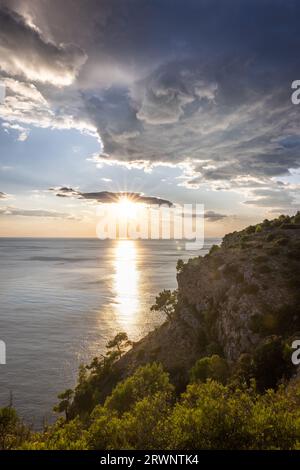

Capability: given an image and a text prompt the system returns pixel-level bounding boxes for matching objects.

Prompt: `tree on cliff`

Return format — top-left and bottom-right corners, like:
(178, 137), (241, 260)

(106, 332), (131, 359)
(53, 389), (74, 421)
(150, 289), (178, 320)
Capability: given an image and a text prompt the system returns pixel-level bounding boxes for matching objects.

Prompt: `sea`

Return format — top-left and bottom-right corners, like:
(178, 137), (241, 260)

(0, 237), (219, 427)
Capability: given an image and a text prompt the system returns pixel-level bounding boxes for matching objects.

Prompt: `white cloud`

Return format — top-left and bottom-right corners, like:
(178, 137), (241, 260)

(0, 6), (87, 86)
(2, 122), (29, 140)
(0, 205), (78, 219)
(0, 0), (299, 214)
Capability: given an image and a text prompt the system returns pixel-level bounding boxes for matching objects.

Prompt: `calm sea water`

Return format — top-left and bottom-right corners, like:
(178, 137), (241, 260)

(0, 237), (219, 426)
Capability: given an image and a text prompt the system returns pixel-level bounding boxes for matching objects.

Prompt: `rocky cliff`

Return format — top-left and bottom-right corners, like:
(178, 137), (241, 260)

(113, 213), (300, 388)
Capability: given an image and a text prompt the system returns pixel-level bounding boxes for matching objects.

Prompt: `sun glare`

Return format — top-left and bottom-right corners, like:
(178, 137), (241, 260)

(115, 197), (138, 219)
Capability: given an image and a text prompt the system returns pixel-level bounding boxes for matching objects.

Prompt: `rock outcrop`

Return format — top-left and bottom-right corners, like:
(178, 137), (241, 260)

(113, 214), (300, 387)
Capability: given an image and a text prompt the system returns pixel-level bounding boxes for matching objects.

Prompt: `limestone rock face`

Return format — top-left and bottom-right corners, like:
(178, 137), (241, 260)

(114, 220), (300, 386)
(178, 227), (300, 360)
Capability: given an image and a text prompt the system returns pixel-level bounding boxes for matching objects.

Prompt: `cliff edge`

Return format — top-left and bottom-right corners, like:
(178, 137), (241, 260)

(113, 213), (300, 386)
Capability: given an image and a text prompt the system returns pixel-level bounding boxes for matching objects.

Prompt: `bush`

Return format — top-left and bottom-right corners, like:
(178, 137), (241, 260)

(176, 259), (185, 272)
(246, 225), (256, 234)
(88, 392), (171, 450)
(233, 353), (253, 385)
(0, 407), (29, 450)
(189, 355), (229, 384)
(18, 363), (300, 450)
(167, 381), (300, 449)
(293, 212), (300, 224)
(104, 363), (174, 415)
(23, 417), (87, 450)
(251, 336), (293, 391)
(209, 244), (220, 255)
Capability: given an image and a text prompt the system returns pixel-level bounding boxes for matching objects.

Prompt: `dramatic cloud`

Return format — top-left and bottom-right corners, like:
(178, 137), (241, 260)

(0, 5), (86, 85)
(1, 0), (300, 211)
(77, 3), (300, 203)
(0, 191), (8, 199)
(50, 187), (173, 206)
(0, 3), (93, 137)
(0, 76), (96, 136)
(244, 189), (296, 209)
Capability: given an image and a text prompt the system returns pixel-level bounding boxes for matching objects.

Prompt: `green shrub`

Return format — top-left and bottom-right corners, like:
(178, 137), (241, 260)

(176, 259), (185, 272)
(167, 381), (300, 450)
(246, 225), (256, 234)
(189, 355), (229, 384)
(209, 244), (220, 255)
(293, 212), (300, 224)
(251, 336), (293, 391)
(0, 407), (29, 450)
(240, 235), (250, 242)
(17, 363), (300, 450)
(104, 363), (174, 415)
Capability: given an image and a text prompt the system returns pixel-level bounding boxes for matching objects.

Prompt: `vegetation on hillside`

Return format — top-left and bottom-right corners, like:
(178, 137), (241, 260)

(2, 361), (300, 450)
(2, 213), (300, 450)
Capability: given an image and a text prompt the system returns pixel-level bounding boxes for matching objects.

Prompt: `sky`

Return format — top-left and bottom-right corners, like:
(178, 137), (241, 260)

(0, 0), (299, 238)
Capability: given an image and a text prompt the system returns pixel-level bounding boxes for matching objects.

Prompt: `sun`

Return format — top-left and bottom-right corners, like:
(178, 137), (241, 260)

(115, 196), (138, 219)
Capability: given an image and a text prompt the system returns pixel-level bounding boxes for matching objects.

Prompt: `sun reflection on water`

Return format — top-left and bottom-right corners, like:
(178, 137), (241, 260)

(113, 239), (140, 331)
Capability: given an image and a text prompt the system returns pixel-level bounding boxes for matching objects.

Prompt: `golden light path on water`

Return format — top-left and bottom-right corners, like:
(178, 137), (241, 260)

(112, 239), (140, 332)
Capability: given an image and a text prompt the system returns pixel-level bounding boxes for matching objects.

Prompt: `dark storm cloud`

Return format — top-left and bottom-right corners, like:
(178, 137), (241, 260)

(50, 187), (173, 206)
(199, 150), (300, 181)
(244, 189), (296, 208)
(2, 0), (300, 209)
(76, 0), (300, 186)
